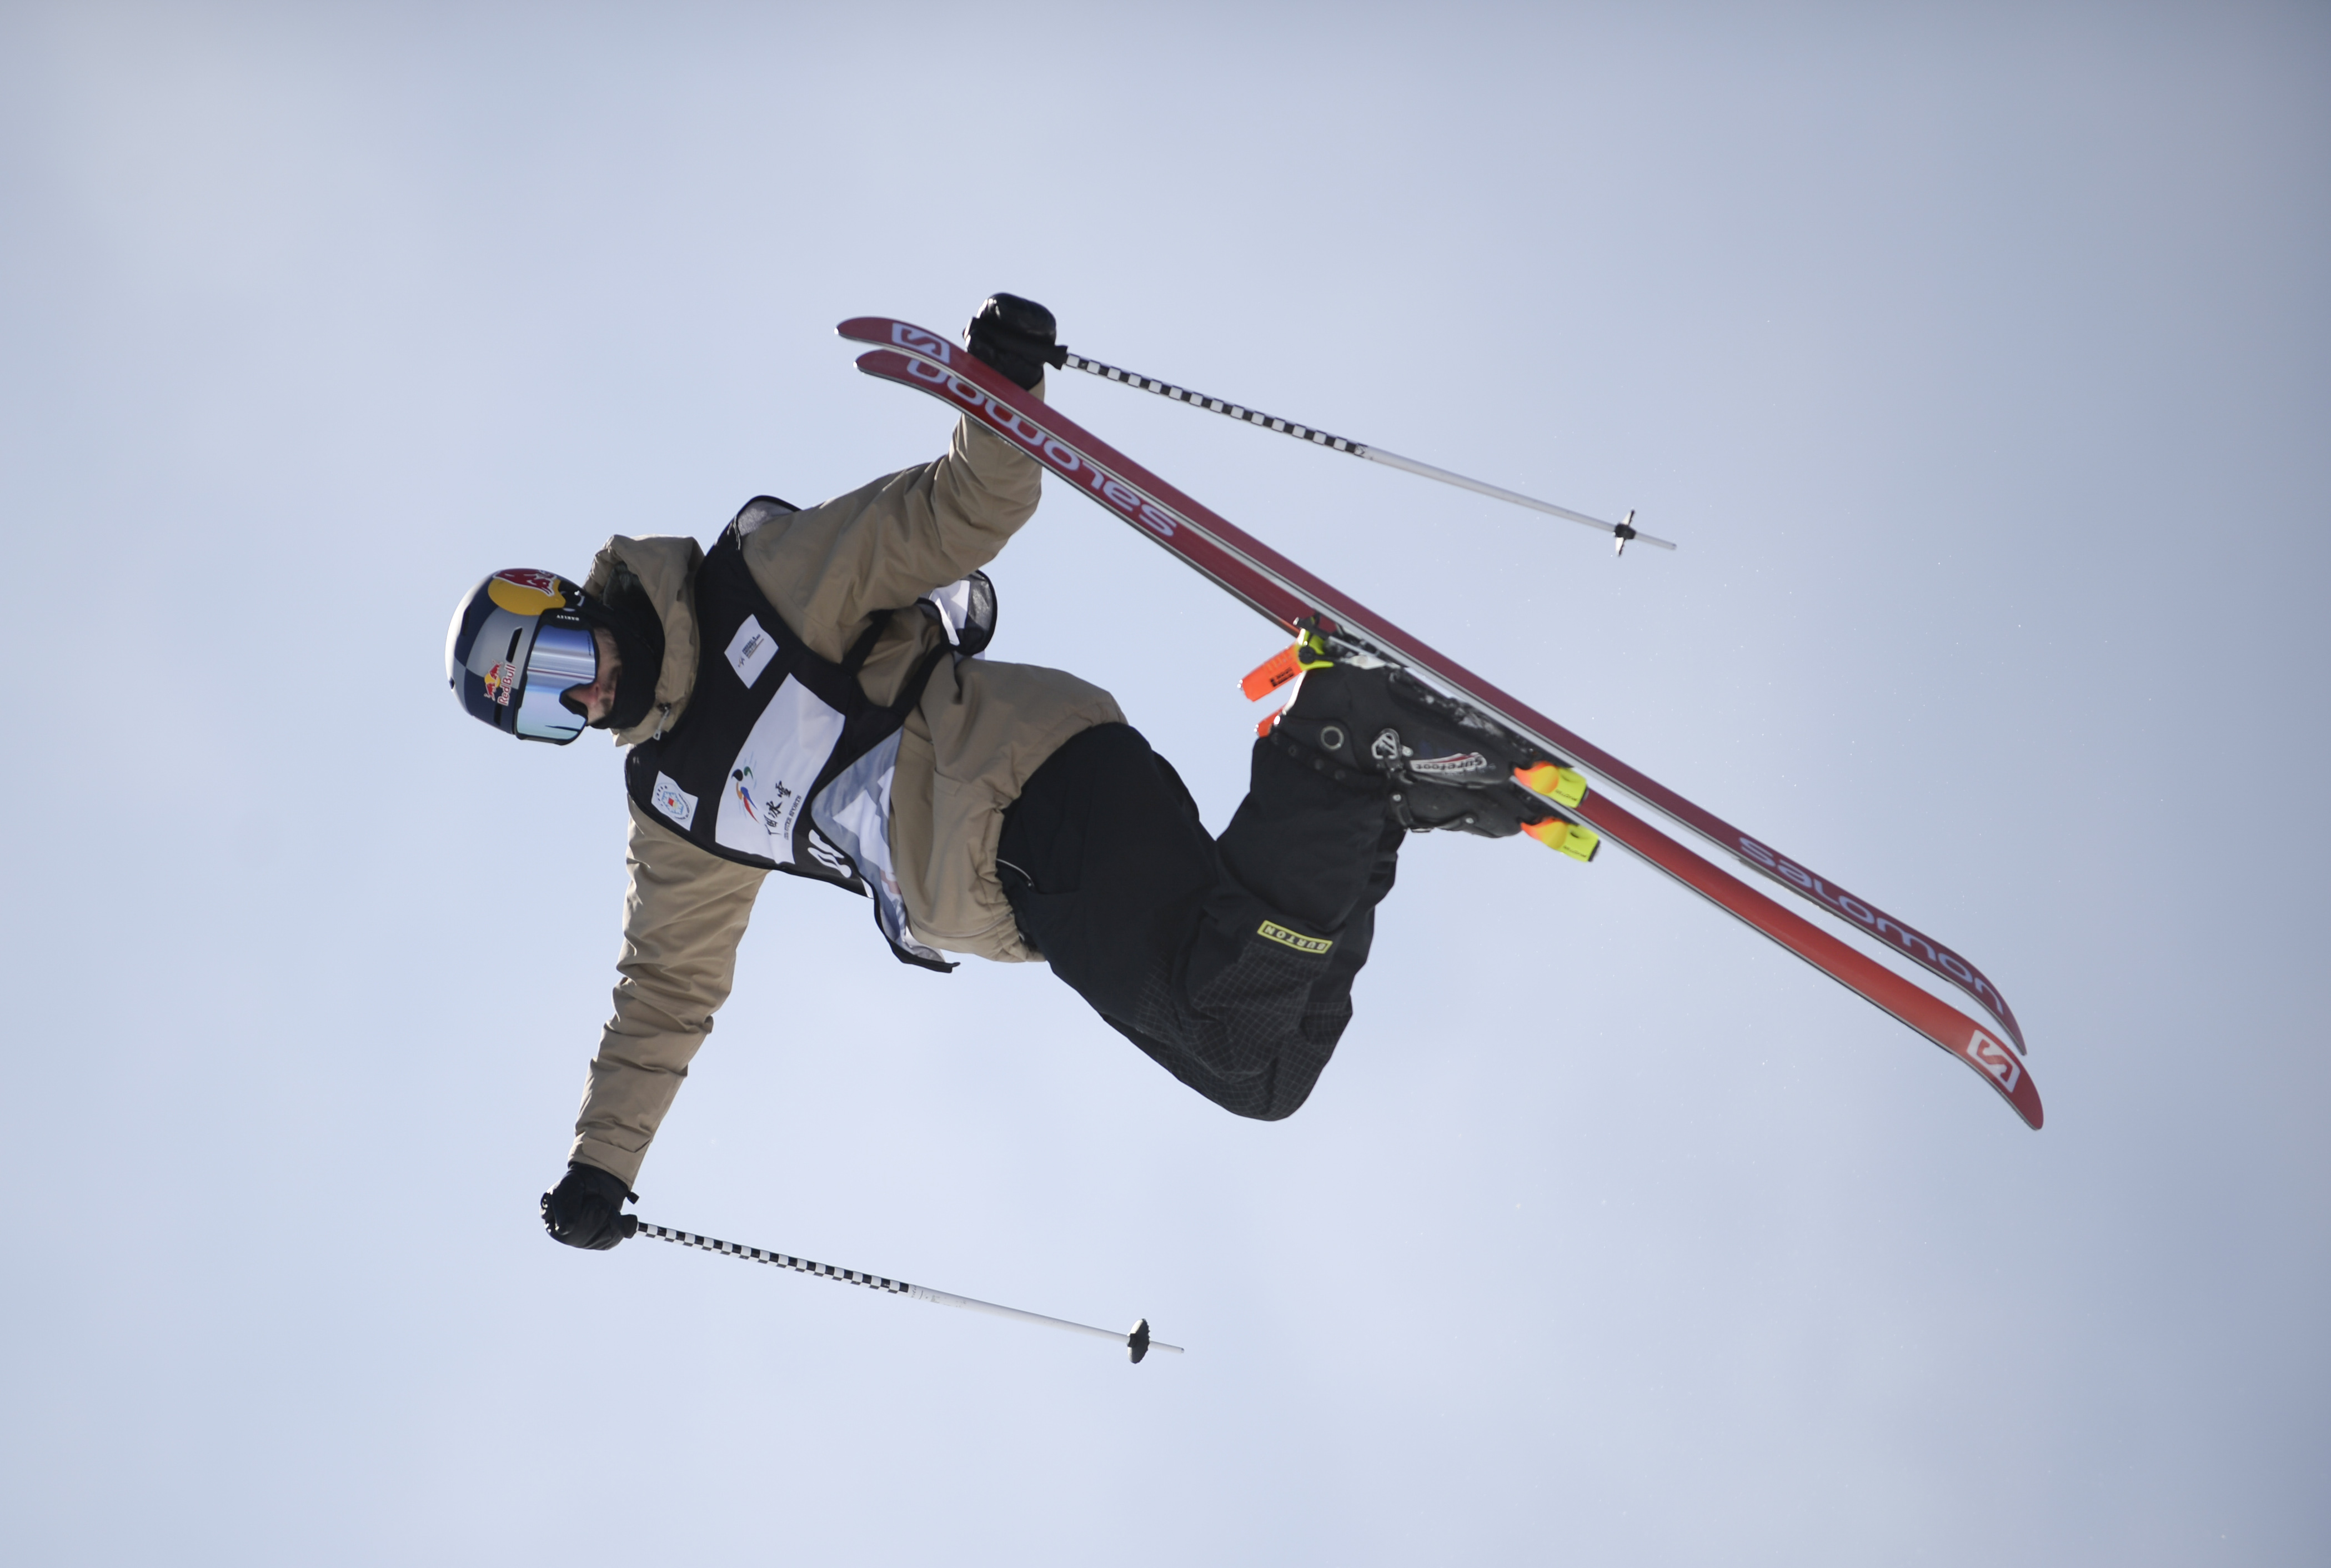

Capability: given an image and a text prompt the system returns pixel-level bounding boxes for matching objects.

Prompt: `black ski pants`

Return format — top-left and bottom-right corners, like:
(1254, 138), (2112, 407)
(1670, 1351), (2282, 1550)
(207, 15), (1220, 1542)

(997, 722), (1401, 1120)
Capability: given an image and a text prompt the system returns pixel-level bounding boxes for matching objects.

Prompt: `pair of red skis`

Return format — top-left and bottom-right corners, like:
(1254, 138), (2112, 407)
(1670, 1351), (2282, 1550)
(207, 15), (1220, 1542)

(838, 316), (2043, 1130)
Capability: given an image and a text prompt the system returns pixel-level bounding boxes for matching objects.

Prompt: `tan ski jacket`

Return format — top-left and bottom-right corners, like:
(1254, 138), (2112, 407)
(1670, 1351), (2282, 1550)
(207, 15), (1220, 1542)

(569, 398), (1124, 1184)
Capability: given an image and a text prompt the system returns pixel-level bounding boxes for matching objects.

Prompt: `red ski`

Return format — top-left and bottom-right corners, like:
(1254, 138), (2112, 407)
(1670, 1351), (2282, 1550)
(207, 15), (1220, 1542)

(838, 317), (2043, 1130)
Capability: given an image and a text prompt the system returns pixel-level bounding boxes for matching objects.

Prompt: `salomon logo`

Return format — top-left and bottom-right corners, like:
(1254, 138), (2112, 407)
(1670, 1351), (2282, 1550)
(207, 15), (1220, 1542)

(1735, 833), (2006, 1021)
(892, 324), (951, 362)
(1968, 1029), (2021, 1093)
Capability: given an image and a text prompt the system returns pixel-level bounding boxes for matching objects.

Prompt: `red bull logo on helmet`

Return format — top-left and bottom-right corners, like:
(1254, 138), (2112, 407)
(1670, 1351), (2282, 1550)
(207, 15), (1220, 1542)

(484, 661), (520, 706)
(486, 569), (572, 618)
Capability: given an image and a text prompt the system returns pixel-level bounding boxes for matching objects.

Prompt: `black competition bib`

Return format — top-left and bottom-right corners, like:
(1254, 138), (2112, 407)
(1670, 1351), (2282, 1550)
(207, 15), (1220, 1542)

(624, 499), (995, 971)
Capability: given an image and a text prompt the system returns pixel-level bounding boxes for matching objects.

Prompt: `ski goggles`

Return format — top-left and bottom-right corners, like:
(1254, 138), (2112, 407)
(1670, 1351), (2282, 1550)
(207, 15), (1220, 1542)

(512, 620), (599, 743)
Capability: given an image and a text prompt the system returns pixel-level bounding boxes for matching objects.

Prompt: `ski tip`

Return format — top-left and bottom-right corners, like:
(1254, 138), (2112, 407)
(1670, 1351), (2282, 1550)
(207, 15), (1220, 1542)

(838, 319), (970, 371)
(835, 315), (915, 345)
(1962, 1026), (2044, 1128)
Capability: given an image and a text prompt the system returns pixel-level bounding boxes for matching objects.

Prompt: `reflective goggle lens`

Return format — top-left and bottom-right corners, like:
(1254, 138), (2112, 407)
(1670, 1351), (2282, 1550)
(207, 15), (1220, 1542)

(514, 621), (598, 742)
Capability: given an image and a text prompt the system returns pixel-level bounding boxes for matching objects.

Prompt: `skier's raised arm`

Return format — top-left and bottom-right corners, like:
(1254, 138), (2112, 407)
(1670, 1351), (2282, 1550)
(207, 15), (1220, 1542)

(740, 295), (1060, 665)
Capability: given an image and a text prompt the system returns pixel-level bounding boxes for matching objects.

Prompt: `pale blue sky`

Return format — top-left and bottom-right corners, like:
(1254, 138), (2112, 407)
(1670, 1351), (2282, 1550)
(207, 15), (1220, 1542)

(2, 3), (2325, 1563)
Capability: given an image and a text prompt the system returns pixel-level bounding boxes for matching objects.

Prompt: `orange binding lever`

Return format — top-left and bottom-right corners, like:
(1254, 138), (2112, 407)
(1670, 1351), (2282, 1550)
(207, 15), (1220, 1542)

(1239, 645), (1305, 701)
(1239, 630), (1337, 702)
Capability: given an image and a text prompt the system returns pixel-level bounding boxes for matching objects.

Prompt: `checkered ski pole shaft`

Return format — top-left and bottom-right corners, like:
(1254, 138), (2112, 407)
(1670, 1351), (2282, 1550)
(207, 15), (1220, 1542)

(631, 1220), (1182, 1362)
(1056, 350), (1676, 553)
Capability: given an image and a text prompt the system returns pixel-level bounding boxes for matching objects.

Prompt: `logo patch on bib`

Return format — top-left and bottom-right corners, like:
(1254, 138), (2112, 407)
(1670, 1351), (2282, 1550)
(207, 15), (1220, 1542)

(650, 773), (698, 831)
(725, 615), (778, 688)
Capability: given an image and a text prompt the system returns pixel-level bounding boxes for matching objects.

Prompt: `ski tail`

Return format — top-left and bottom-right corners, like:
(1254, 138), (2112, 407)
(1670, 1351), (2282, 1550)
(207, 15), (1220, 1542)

(839, 319), (2040, 1128)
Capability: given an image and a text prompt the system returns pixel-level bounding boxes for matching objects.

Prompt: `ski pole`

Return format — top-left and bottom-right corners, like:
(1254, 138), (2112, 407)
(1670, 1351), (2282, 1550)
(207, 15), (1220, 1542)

(630, 1220), (1182, 1363)
(1056, 350), (1677, 554)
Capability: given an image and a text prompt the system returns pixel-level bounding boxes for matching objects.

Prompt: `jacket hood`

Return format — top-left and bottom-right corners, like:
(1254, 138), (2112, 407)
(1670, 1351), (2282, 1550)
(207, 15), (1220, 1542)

(582, 534), (704, 747)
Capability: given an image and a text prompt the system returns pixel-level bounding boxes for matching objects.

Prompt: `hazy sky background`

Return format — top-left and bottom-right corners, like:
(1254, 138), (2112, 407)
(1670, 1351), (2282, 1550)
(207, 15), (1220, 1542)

(2, 3), (2325, 1563)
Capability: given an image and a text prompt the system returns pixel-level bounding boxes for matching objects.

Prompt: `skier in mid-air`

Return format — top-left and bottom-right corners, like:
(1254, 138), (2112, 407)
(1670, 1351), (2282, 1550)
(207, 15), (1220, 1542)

(444, 296), (1551, 1250)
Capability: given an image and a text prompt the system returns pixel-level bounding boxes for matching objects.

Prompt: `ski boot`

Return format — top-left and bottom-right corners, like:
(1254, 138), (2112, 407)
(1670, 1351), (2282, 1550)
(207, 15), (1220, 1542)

(1261, 631), (1599, 859)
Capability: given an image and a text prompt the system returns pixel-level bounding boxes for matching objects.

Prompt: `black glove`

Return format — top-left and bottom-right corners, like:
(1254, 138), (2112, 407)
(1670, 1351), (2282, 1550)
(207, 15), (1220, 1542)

(540, 1160), (638, 1250)
(965, 293), (1065, 390)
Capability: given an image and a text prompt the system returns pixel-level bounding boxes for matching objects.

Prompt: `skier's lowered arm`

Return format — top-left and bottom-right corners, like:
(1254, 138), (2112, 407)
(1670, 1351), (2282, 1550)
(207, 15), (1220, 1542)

(568, 800), (767, 1187)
